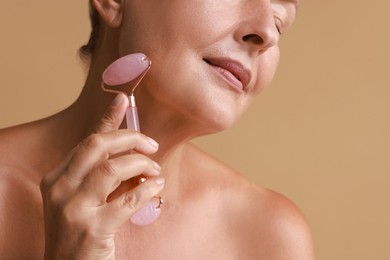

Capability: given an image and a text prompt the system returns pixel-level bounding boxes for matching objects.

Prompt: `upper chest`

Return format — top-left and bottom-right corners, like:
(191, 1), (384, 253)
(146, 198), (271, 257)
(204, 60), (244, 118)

(113, 196), (258, 260)
(114, 219), (240, 260)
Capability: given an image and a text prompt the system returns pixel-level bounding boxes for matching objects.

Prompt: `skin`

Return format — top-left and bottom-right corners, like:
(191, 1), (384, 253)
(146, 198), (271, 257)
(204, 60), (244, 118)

(0, 0), (315, 259)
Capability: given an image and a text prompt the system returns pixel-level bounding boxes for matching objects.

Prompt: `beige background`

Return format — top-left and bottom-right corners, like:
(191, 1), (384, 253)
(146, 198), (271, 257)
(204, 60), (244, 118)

(1, 1), (389, 259)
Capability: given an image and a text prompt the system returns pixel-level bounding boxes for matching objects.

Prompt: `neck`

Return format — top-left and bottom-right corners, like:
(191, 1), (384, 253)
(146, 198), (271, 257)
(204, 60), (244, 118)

(49, 52), (209, 204)
(77, 43), (211, 162)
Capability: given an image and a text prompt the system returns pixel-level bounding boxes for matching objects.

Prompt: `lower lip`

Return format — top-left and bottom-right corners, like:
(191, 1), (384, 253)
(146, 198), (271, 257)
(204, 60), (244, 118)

(206, 63), (244, 92)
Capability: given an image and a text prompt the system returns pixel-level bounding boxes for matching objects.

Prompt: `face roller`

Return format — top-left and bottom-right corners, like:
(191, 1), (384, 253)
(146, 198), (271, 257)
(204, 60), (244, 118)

(101, 53), (163, 226)
(102, 53), (151, 131)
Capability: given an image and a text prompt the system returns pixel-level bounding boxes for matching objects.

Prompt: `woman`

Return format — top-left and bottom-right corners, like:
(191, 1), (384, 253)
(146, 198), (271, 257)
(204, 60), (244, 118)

(0, 0), (315, 259)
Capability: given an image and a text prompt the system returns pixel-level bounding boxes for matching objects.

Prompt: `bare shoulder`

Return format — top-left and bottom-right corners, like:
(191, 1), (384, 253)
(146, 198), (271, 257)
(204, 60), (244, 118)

(229, 176), (315, 259)
(0, 126), (44, 258)
(250, 187), (315, 259)
(0, 164), (44, 258)
(0, 124), (30, 179)
(185, 144), (315, 259)
(0, 121), (54, 178)
(0, 124), (34, 166)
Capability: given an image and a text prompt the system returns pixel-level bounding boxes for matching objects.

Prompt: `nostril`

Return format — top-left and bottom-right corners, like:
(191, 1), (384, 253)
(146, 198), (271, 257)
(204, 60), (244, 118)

(242, 34), (263, 45)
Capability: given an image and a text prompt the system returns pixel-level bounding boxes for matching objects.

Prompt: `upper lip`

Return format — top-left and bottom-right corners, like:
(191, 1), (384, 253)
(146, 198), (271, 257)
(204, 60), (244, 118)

(203, 57), (251, 89)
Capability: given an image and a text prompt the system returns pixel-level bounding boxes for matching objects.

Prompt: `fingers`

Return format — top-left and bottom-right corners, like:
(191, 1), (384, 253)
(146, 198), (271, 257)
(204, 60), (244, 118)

(78, 154), (161, 205)
(95, 93), (129, 134)
(99, 177), (165, 231)
(43, 93), (130, 187)
(64, 130), (159, 185)
(39, 92), (165, 257)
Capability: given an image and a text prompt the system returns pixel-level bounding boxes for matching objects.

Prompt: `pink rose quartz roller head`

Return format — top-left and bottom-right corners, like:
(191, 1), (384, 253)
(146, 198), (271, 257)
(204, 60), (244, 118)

(101, 53), (163, 226)
(102, 53), (151, 131)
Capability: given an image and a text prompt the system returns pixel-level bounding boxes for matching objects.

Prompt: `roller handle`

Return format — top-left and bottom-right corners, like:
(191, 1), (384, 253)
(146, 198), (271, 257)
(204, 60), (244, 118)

(126, 106), (140, 132)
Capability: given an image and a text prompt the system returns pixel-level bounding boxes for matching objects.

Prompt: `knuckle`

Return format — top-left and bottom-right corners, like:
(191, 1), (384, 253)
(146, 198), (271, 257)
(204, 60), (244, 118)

(44, 183), (67, 207)
(86, 233), (114, 252)
(61, 202), (88, 230)
(41, 176), (76, 207)
(98, 238), (115, 251)
(82, 134), (105, 150)
(120, 192), (138, 210)
(99, 160), (118, 179)
(83, 221), (99, 238)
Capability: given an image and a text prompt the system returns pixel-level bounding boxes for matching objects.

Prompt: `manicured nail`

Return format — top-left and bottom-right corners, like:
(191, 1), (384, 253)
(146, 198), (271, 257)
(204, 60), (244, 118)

(111, 94), (123, 106)
(147, 137), (159, 148)
(139, 55), (149, 65)
(155, 177), (165, 185)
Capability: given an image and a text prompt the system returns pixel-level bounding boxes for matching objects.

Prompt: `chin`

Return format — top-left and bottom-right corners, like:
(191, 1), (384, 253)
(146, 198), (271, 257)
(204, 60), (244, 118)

(188, 102), (242, 135)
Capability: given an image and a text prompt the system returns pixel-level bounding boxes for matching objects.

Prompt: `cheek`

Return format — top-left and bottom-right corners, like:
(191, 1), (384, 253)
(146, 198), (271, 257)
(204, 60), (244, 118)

(142, 54), (242, 132)
(141, 53), (197, 105)
(252, 46), (280, 95)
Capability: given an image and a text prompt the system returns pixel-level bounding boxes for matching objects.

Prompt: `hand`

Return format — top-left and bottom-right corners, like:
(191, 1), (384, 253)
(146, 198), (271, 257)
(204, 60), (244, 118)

(40, 93), (164, 259)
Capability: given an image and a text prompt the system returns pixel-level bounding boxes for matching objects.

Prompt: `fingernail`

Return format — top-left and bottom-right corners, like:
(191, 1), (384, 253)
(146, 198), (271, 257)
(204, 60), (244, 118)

(147, 137), (159, 148)
(155, 177), (165, 185)
(139, 55), (149, 65)
(153, 161), (161, 173)
(111, 94), (123, 106)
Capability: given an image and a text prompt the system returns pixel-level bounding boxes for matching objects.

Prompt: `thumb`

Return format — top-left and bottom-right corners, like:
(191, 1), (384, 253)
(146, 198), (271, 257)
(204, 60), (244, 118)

(95, 93), (129, 133)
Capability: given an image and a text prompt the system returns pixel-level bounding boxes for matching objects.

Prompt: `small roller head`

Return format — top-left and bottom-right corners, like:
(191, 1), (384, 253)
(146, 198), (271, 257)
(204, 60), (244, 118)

(102, 53), (150, 86)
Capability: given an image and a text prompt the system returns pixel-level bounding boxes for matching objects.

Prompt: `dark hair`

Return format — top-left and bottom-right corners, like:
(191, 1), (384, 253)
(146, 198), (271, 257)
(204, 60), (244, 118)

(79, 1), (100, 62)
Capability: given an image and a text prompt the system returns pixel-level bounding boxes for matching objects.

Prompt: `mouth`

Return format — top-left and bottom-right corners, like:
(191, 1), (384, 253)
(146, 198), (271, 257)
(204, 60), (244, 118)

(203, 57), (251, 92)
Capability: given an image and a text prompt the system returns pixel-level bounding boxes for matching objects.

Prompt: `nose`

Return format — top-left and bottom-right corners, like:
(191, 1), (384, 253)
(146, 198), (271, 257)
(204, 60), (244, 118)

(235, 4), (280, 54)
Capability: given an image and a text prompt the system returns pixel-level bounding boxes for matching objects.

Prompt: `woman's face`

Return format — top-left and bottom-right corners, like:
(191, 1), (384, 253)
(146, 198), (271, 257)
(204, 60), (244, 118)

(117, 0), (298, 132)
